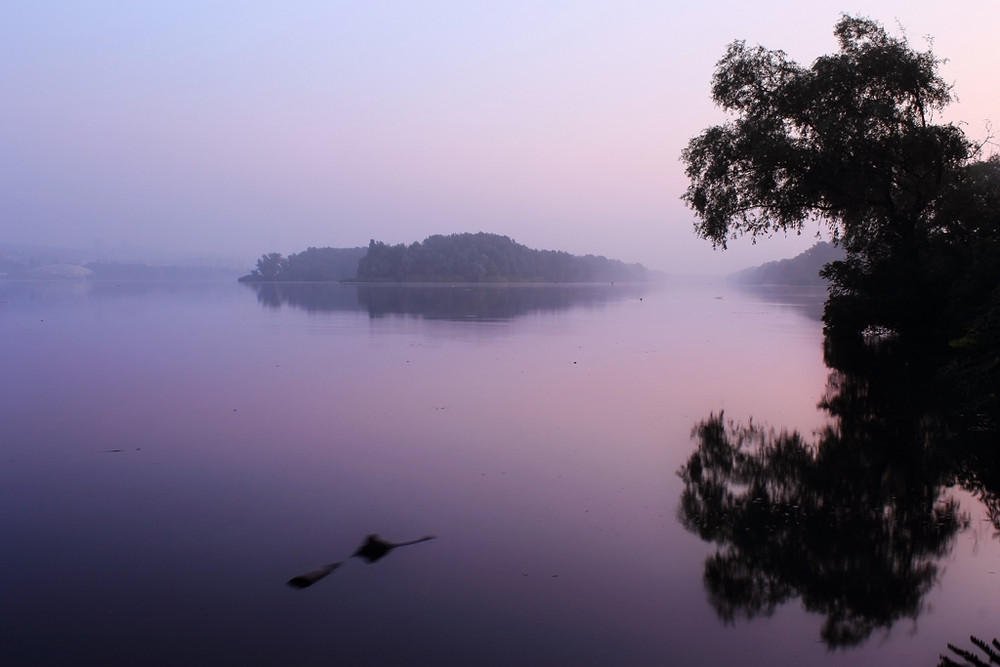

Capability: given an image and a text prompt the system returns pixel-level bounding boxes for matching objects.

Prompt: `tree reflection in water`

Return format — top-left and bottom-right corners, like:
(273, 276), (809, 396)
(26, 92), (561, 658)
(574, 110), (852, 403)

(678, 334), (984, 648)
(244, 281), (647, 320)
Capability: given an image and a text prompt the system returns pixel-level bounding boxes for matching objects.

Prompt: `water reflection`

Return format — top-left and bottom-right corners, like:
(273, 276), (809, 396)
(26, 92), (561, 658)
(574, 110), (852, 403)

(0, 278), (235, 303)
(244, 282), (648, 320)
(287, 562), (342, 589)
(248, 282), (366, 313)
(733, 283), (828, 322)
(678, 332), (1000, 648)
(352, 534), (436, 563)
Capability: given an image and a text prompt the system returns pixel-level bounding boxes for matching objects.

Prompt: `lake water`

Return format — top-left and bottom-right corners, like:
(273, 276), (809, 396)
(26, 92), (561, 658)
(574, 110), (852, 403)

(1, 280), (998, 666)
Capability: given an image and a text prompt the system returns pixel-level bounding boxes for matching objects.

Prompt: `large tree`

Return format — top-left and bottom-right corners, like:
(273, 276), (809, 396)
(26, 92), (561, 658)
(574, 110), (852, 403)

(681, 15), (995, 338)
(682, 14), (970, 252)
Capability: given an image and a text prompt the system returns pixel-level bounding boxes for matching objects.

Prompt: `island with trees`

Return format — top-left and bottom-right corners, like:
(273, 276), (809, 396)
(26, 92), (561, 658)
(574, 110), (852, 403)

(239, 246), (367, 283)
(239, 233), (649, 283)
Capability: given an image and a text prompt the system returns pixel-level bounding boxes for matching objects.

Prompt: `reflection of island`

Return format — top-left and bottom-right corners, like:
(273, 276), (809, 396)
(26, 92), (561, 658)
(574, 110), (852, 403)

(245, 282), (648, 321)
(678, 333), (993, 649)
(247, 282), (366, 313)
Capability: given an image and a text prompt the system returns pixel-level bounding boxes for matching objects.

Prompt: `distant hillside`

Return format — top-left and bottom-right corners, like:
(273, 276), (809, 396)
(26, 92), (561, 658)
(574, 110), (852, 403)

(731, 242), (844, 285)
(241, 234), (649, 283)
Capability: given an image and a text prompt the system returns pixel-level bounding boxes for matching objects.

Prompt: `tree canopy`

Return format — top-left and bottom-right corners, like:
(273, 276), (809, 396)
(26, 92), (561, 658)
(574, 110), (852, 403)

(682, 15), (971, 254)
(355, 233), (648, 283)
(240, 247), (367, 282)
(682, 15), (999, 346)
(240, 234), (648, 284)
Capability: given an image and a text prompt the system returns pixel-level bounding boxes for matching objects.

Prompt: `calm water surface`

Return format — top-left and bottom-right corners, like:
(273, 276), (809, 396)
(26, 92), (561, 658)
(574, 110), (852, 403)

(1, 280), (997, 666)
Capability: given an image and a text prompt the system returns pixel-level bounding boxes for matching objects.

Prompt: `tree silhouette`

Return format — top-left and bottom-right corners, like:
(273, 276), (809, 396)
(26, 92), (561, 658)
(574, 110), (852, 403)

(939, 635), (1000, 666)
(681, 15), (999, 344)
(678, 335), (973, 648)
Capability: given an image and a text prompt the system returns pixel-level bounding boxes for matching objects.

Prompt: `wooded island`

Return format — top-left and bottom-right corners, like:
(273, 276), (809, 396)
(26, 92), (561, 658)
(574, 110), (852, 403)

(239, 233), (649, 283)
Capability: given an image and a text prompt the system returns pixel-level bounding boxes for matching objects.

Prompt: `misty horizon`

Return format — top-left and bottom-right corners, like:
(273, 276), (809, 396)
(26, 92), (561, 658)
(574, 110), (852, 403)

(4, 3), (995, 275)
(4, 4), (999, 664)
(1, 233), (833, 281)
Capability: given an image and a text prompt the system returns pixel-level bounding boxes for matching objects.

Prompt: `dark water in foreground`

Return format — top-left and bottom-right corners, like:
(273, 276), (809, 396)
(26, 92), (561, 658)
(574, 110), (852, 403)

(1, 280), (997, 666)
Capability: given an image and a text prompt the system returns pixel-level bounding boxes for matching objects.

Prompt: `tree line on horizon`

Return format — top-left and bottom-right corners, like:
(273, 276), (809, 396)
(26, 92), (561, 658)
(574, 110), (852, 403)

(240, 233), (649, 283)
(241, 246), (367, 282)
(730, 241), (844, 286)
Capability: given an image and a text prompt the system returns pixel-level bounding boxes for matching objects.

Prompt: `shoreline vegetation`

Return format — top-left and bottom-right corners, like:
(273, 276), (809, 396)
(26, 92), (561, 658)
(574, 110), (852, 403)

(238, 233), (651, 284)
(682, 14), (1000, 426)
(675, 17), (1000, 658)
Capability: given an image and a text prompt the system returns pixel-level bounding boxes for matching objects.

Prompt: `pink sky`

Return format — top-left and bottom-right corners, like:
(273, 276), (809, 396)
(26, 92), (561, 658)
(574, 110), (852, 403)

(1, 1), (996, 273)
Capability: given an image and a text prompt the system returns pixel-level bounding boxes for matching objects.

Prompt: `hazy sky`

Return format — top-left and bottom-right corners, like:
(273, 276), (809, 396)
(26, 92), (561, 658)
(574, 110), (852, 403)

(2, 1), (997, 273)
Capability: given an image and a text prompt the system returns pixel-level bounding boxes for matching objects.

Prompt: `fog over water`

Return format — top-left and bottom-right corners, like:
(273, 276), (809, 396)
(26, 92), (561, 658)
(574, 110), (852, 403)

(2, 280), (998, 665)
(3, 2), (998, 273)
(5, 4), (1000, 662)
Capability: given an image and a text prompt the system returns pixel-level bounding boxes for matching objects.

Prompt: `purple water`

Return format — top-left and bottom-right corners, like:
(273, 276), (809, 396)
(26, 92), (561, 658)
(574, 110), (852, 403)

(1, 280), (996, 665)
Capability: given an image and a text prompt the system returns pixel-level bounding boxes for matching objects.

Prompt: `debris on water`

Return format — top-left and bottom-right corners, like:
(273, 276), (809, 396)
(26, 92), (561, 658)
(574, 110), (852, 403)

(98, 449), (123, 453)
(287, 562), (342, 589)
(353, 534), (436, 564)
(288, 533), (436, 589)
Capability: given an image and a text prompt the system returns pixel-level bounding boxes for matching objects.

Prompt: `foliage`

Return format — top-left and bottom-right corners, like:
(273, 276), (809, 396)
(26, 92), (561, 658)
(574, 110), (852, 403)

(680, 21), (1000, 649)
(939, 636), (1000, 667)
(246, 252), (286, 281)
(240, 247), (366, 282)
(241, 235), (647, 284)
(681, 15), (999, 342)
(682, 15), (968, 252)
(355, 233), (648, 283)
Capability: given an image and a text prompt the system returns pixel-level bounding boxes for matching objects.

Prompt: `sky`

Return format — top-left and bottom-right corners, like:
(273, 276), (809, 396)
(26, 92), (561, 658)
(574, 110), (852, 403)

(1, 1), (997, 274)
